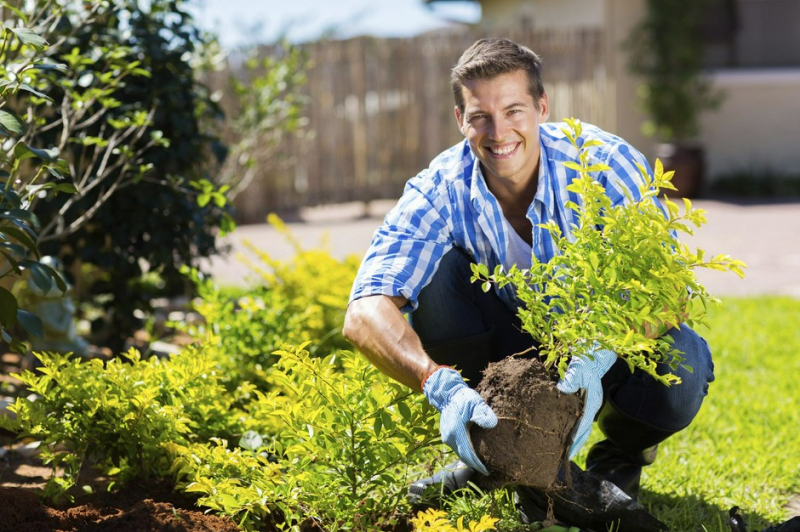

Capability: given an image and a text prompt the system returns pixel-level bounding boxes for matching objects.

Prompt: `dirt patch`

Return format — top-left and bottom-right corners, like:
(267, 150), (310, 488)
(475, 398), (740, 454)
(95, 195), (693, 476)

(0, 482), (242, 532)
(471, 356), (582, 489)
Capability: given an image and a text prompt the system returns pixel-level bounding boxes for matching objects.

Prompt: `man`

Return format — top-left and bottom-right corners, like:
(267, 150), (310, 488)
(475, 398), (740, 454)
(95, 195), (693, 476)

(342, 38), (714, 502)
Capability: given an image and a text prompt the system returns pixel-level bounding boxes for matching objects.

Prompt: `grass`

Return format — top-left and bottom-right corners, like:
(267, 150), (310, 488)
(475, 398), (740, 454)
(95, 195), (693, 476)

(441, 297), (800, 531)
(633, 296), (800, 531)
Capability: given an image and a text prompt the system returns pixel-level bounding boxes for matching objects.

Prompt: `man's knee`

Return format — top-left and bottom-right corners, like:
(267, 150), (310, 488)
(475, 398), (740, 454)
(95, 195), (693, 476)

(608, 324), (714, 432)
(650, 324), (714, 430)
(667, 324), (715, 394)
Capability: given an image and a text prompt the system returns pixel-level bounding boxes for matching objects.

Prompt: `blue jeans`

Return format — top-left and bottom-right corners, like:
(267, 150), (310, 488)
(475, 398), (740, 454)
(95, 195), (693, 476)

(411, 247), (714, 433)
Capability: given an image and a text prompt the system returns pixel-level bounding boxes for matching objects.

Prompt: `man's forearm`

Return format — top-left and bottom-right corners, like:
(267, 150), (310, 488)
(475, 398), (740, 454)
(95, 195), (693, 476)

(342, 295), (438, 391)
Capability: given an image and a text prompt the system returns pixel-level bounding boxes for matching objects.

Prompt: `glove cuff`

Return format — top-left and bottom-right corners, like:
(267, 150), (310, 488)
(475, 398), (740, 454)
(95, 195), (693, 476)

(420, 365), (453, 392)
(422, 366), (464, 411)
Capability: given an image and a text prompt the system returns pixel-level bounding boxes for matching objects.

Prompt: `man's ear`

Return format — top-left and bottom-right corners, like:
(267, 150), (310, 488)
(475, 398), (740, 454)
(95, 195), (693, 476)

(454, 106), (466, 136)
(538, 92), (550, 123)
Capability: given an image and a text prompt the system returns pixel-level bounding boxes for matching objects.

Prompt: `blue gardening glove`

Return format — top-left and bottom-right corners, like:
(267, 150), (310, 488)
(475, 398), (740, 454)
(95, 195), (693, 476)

(556, 348), (617, 460)
(422, 367), (497, 475)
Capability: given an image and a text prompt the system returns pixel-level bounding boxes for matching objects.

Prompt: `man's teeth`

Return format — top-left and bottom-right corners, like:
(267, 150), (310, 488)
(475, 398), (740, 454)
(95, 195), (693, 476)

(491, 145), (516, 155)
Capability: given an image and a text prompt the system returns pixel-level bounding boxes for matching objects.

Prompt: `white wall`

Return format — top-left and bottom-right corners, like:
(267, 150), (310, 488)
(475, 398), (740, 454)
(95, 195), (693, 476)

(700, 68), (800, 181)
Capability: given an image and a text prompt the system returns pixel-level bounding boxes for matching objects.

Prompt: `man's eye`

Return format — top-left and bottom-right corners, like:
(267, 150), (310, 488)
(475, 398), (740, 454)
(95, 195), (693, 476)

(469, 114), (486, 123)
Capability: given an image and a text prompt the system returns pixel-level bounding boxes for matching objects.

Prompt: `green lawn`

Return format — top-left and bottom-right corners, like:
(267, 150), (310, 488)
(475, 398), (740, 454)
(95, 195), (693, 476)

(637, 296), (800, 531)
(440, 297), (800, 531)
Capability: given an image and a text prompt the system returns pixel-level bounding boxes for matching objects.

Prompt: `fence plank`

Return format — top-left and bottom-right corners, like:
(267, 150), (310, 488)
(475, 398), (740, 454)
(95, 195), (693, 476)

(217, 25), (609, 223)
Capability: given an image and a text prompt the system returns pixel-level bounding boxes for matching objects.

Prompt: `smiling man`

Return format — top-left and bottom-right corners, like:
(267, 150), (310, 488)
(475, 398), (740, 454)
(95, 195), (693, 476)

(342, 38), (714, 507)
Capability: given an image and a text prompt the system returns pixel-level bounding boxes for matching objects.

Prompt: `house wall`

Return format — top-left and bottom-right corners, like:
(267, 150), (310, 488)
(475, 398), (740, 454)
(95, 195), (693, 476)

(700, 69), (800, 181)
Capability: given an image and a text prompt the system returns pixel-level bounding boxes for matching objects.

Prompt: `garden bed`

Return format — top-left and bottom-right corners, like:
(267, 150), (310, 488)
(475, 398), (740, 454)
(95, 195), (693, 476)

(0, 480), (240, 532)
(0, 350), (241, 532)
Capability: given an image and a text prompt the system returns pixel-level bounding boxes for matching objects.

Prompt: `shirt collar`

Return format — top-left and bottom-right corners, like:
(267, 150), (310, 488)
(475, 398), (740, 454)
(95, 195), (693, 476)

(532, 139), (555, 218)
(466, 135), (554, 217)
(468, 145), (490, 208)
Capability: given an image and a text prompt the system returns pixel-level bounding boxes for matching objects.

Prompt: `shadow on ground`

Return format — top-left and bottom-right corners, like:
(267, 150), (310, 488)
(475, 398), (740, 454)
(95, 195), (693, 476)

(643, 489), (775, 531)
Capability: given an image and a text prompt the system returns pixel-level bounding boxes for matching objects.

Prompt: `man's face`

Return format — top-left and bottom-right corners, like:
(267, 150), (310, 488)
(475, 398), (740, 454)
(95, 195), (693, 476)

(455, 70), (549, 187)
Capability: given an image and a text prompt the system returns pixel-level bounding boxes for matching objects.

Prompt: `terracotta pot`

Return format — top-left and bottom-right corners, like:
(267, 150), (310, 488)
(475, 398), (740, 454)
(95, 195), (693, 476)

(654, 143), (705, 198)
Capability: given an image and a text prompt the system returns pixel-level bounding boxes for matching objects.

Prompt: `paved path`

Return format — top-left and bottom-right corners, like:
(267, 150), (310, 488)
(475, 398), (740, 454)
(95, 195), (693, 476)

(205, 198), (800, 299)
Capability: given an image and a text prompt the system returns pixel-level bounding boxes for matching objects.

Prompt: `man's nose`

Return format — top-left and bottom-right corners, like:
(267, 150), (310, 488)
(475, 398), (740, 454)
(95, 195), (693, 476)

(488, 116), (510, 140)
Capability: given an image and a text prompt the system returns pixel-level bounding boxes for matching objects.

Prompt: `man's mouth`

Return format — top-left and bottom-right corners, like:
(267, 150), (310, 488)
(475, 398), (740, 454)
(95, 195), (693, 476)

(488, 143), (519, 157)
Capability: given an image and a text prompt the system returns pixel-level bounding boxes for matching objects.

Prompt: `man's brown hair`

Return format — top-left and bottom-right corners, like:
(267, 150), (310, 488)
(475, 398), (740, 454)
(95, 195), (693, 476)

(451, 38), (545, 116)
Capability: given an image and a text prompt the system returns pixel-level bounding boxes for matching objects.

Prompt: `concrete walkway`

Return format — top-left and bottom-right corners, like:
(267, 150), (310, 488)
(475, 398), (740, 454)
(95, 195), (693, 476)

(205, 198), (800, 299)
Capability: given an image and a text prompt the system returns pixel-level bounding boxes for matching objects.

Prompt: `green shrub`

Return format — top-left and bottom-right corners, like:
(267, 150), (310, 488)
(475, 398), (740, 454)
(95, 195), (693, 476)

(473, 119), (745, 383)
(170, 344), (441, 531)
(0, 344), (245, 500)
(0, 0), (234, 353)
(1, 240), (442, 529)
(708, 170), (800, 198)
(184, 214), (360, 389)
(0, 1), (80, 350)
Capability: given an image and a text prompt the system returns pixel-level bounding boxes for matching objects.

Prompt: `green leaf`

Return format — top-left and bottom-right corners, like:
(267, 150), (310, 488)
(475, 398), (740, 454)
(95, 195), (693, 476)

(0, 242), (25, 258)
(17, 83), (51, 100)
(0, 208), (39, 226)
(16, 309), (43, 339)
(26, 182), (78, 196)
(1, 4), (28, 22)
(21, 260), (53, 293)
(32, 261), (67, 293)
(0, 110), (26, 135)
(397, 401), (412, 421)
(13, 142), (58, 162)
(380, 410), (394, 431)
(0, 286), (18, 328)
(9, 27), (47, 50)
(32, 61), (68, 73)
(0, 225), (38, 254)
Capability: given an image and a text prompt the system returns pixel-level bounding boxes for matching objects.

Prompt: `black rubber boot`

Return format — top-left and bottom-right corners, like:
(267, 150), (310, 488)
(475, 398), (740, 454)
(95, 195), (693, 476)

(407, 460), (476, 508)
(586, 401), (675, 501)
(514, 462), (669, 532)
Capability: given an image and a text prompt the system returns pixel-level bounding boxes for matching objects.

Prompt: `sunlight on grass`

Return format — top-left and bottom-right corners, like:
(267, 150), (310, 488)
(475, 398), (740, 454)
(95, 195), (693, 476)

(442, 297), (800, 531)
(638, 297), (800, 531)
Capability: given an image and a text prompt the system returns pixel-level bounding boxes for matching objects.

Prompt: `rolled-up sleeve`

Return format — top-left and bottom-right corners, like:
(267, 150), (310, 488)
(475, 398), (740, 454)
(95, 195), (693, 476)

(349, 172), (454, 313)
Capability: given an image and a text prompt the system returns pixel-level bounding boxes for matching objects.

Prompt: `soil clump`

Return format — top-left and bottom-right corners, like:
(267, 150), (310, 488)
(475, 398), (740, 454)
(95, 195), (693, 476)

(471, 356), (582, 489)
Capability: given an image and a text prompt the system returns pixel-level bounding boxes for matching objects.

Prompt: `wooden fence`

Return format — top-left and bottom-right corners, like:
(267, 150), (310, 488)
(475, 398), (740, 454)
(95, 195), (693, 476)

(225, 25), (609, 224)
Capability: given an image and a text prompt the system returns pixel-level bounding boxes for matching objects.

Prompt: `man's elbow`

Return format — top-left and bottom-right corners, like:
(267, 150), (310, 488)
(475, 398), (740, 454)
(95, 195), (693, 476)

(342, 302), (363, 346)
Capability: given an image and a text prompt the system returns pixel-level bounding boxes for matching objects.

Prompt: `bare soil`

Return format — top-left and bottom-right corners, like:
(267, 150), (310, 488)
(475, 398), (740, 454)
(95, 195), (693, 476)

(1, 349), (244, 532)
(471, 356), (582, 489)
(0, 482), (241, 532)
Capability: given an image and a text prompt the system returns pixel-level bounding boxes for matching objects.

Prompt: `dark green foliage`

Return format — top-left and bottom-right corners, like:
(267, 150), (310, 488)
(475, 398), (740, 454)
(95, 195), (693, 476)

(0, 2), (74, 350)
(32, 0), (232, 352)
(627, 0), (724, 141)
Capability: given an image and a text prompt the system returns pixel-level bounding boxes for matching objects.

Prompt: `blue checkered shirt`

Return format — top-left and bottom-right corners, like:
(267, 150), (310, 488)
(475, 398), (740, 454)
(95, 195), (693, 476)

(349, 122), (656, 312)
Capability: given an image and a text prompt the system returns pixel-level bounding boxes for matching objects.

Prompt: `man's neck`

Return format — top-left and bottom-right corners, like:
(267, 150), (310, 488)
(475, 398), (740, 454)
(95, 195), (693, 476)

(483, 163), (539, 217)
(483, 163), (539, 246)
